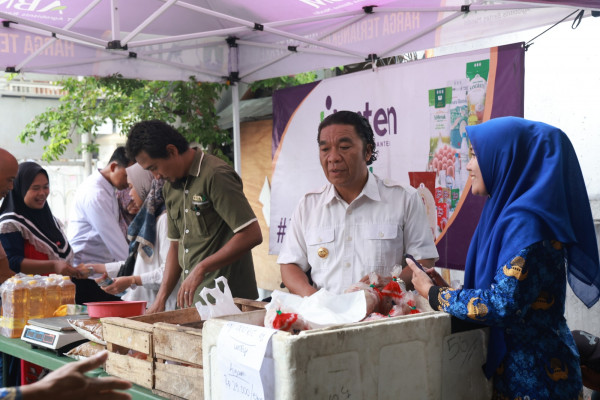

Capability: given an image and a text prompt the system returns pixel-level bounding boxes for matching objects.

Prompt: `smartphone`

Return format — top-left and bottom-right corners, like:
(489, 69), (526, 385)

(404, 254), (436, 284)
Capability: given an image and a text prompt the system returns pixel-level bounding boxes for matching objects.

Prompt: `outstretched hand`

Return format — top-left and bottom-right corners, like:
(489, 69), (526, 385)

(101, 276), (133, 295)
(21, 350), (132, 400)
(53, 260), (85, 279)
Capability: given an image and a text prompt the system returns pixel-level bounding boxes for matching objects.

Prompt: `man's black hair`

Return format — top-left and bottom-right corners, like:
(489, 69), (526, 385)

(317, 110), (378, 165)
(109, 146), (132, 167)
(126, 120), (190, 160)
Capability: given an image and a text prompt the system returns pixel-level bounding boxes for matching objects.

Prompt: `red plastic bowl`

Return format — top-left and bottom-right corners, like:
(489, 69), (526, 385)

(84, 301), (147, 318)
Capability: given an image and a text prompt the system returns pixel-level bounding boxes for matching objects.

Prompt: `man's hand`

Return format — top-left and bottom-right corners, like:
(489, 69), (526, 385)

(178, 265), (206, 308)
(280, 263), (317, 297)
(146, 300), (166, 314)
(21, 351), (132, 400)
(77, 263), (106, 278)
(53, 260), (85, 279)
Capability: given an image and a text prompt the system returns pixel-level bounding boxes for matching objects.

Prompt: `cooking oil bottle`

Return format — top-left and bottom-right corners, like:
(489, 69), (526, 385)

(27, 279), (45, 320)
(59, 276), (76, 305)
(43, 276), (62, 318)
(0, 278), (29, 338)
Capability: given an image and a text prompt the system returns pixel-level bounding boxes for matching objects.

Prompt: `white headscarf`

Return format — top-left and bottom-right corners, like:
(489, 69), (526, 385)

(126, 163), (154, 202)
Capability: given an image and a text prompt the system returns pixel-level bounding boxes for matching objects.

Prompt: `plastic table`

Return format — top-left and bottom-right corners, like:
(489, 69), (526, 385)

(0, 334), (163, 399)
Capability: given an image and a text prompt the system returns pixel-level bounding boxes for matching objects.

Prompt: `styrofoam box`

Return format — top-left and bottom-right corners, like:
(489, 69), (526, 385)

(203, 309), (492, 400)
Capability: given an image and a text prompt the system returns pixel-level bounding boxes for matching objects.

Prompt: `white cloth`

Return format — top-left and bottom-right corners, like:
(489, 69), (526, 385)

(105, 212), (179, 311)
(68, 169), (129, 265)
(278, 173), (439, 294)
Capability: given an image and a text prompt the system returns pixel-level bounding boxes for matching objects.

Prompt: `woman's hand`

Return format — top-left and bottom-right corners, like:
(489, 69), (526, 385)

(405, 258), (434, 299)
(100, 275), (134, 295)
(424, 267), (449, 287)
(53, 260), (85, 279)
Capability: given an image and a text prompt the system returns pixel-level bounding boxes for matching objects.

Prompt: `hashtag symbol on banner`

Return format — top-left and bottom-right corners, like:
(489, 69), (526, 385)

(277, 218), (287, 243)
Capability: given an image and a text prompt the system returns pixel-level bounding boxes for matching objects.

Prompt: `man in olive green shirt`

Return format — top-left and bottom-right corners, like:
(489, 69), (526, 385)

(126, 120), (262, 312)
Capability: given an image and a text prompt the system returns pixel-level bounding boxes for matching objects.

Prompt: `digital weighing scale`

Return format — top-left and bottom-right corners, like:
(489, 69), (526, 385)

(21, 315), (89, 355)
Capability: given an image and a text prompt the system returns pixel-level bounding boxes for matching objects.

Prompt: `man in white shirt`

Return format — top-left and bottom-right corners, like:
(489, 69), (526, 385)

(69, 147), (132, 264)
(278, 111), (438, 296)
(68, 147), (133, 302)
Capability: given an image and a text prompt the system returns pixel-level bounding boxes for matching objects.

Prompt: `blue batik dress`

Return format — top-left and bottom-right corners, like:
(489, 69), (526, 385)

(429, 240), (583, 399)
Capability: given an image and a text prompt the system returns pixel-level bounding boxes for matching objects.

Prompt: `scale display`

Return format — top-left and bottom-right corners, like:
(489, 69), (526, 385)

(23, 327), (57, 346)
(21, 317), (87, 353)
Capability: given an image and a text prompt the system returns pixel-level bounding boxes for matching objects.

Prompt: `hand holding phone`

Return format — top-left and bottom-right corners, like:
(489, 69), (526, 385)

(404, 253), (436, 284)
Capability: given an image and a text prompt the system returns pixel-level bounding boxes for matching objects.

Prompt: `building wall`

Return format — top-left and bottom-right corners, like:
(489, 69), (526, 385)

(240, 119), (283, 293)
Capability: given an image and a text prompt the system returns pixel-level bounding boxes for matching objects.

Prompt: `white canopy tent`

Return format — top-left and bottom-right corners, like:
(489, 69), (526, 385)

(2, 0), (599, 173)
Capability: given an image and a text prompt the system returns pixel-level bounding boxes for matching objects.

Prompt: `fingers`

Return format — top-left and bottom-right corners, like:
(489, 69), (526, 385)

(405, 258), (421, 274)
(178, 286), (190, 308)
(102, 285), (115, 294)
(177, 286), (184, 308)
(87, 376), (133, 392)
(71, 350), (109, 373)
(178, 285), (195, 309)
(95, 272), (108, 284)
(66, 266), (85, 279)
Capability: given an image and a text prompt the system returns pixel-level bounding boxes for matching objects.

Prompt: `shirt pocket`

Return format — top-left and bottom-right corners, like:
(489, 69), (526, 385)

(190, 202), (219, 237)
(306, 227), (336, 271)
(361, 224), (399, 271)
(168, 206), (182, 236)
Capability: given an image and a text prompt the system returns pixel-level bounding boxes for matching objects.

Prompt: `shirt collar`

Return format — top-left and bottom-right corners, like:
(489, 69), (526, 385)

(95, 168), (115, 193)
(187, 148), (204, 177)
(324, 171), (381, 205)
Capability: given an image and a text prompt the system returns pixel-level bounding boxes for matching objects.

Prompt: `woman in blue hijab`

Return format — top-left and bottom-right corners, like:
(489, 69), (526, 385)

(409, 117), (600, 399)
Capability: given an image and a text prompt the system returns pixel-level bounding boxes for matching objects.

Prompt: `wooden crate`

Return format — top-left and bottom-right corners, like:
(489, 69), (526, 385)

(103, 311), (169, 389)
(106, 351), (153, 389)
(153, 361), (203, 400)
(102, 298), (266, 394)
(152, 298), (266, 399)
(153, 298), (266, 365)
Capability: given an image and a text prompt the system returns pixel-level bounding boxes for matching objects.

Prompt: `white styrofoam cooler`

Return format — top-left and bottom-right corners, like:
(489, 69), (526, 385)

(203, 310), (492, 400)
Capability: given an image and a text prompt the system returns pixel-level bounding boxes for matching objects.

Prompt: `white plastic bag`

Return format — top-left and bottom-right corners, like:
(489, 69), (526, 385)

(195, 276), (242, 320)
(265, 289), (367, 329)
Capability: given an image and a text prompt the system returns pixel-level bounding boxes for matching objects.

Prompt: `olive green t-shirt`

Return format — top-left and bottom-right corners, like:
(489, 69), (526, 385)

(163, 149), (258, 301)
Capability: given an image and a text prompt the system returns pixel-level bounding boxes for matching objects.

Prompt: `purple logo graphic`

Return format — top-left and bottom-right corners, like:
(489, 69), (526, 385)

(321, 95), (397, 136)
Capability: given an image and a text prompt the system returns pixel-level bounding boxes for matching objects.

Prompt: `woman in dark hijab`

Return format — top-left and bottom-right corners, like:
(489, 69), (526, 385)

(0, 162), (86, 386)
(409, 117), (600, 399)
(0, 162), (82, 277)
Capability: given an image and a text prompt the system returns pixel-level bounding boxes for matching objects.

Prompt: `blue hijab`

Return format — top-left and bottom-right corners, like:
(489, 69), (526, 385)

(464, 116), (600, 377)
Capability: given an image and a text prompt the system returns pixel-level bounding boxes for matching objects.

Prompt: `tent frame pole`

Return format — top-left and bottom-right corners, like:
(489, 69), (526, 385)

(232, 83), (241, 176)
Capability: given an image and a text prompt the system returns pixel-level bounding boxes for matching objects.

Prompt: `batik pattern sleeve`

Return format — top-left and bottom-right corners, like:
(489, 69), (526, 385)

(0, 387), (20, 400)
(428, 242), (549, 327)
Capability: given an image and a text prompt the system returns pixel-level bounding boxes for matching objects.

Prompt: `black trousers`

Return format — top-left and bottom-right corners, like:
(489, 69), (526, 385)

(72, 278), (122, 304)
